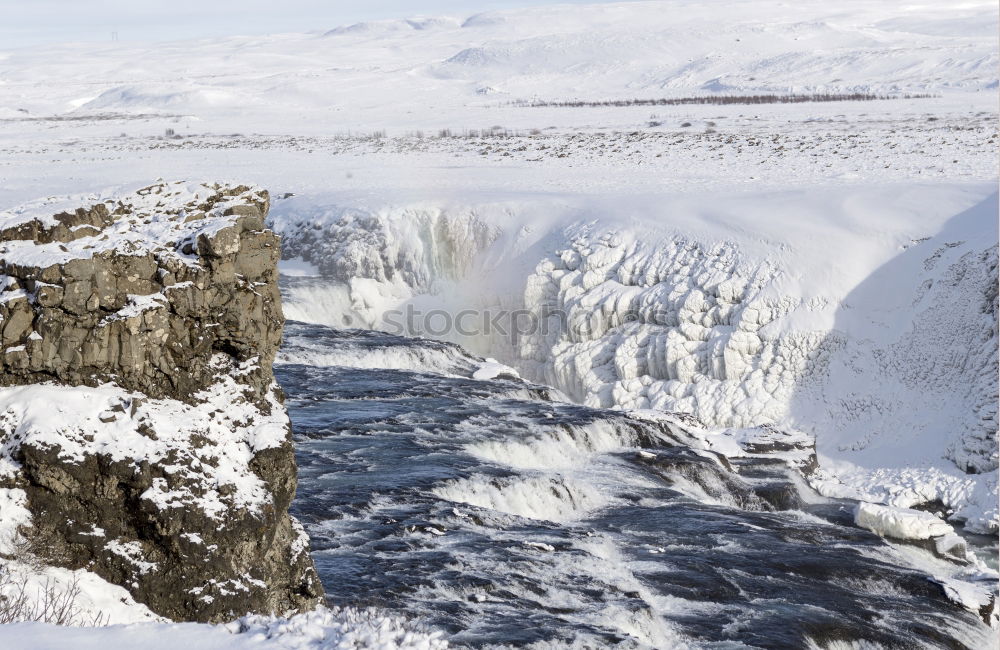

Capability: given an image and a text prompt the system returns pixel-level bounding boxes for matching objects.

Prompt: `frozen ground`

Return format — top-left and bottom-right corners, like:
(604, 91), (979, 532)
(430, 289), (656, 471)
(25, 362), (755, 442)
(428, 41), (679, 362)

(0, 0), (997, 646)
(0, 607), (447, 650)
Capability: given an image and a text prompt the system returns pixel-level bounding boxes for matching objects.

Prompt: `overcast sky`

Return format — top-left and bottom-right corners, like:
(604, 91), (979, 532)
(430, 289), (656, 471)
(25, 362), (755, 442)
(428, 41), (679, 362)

(0, 0), (635, 48)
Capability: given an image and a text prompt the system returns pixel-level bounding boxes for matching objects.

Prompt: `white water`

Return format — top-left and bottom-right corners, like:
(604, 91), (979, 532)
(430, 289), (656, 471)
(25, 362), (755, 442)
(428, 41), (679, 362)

(432, 475), (608, 523)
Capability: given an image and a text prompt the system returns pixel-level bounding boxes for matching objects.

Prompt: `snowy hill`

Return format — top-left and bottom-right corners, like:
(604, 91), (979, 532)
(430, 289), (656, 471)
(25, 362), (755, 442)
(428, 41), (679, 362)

(0, 0), (996, 133)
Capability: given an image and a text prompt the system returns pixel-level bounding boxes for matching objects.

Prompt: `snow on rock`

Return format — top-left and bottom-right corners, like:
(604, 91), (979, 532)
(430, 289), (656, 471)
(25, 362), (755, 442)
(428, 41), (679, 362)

(811, 465), (999, 535)
(472, 358), (518, 381)
(934, 534), (970, 561)
(0, 180), (283, 403)
(0, 182), (322, 623)
(932, 576), (999, 628)
(0, 372), (287, 512)
(853, 502), (954, 540)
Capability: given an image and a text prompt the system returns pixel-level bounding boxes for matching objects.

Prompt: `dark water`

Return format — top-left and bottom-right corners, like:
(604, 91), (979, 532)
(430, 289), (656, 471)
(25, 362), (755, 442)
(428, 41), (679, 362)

(278, 321), (992, 649)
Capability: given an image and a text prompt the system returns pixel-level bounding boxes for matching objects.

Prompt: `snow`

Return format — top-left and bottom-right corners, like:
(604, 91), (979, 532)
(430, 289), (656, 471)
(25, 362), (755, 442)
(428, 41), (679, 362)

(0, 607), (448, 650)
(471, 358), (518, 380)
(0, 0), (994, 133)
(0, 180), (268, 270)
(0, 2), (994, 209)
(103, 540), (158, 576)
(0, 559), (161, 626)
(934, 577), (998, 620)
(99, 293), (168, 325)
(853, 502), (954, 540)
(811, 465), (999, 535)
(0, 361), (289, 520)
(0, 489), (31, 554)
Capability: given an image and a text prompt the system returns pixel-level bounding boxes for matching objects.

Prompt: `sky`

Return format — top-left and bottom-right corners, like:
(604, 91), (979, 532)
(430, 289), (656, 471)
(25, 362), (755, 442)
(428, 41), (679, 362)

(0, 0), (641, 48)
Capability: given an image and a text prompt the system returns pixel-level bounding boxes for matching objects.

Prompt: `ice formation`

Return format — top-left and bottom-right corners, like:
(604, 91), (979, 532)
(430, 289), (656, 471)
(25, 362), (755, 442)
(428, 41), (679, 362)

(273, 188), (999, 533)
(854, 502), (955, 541)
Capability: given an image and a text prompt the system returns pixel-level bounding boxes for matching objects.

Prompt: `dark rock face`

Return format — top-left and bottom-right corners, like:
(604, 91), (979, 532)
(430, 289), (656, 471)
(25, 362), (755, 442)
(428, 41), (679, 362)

(0, 183), (282, 403)
(0, 181), (322, 622)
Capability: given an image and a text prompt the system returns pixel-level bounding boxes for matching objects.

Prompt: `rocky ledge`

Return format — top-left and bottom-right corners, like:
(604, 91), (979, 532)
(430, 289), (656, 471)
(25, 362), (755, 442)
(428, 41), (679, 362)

(0, 181), (322, 622)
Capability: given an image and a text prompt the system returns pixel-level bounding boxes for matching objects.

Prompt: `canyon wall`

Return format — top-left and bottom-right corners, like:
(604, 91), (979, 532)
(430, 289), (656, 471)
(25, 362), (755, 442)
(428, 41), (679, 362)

(0, 181), (322, 622)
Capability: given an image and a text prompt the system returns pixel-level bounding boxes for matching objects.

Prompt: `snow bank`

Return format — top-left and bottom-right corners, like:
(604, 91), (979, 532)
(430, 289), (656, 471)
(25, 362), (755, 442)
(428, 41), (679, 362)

(0, 606), (447, 650)
(853, 502), (954, 540)
(0, 561), (160, 626)
(811, 466), (999, 535)
(472, 358), (518, 380)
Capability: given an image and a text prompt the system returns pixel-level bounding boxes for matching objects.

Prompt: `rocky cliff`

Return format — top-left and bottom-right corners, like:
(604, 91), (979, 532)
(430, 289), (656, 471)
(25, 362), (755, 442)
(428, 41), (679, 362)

(0, 181), (322, 622)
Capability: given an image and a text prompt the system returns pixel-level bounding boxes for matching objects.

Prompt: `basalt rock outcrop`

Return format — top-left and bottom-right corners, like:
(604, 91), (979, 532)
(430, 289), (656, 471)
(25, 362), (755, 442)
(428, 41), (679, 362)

(0, 181), (322, 622)
(0, 182), (282, 402)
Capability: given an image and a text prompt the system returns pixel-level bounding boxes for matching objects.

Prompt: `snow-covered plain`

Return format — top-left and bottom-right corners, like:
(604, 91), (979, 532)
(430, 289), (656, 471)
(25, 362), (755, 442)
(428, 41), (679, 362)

(0, 0), (998, 646)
